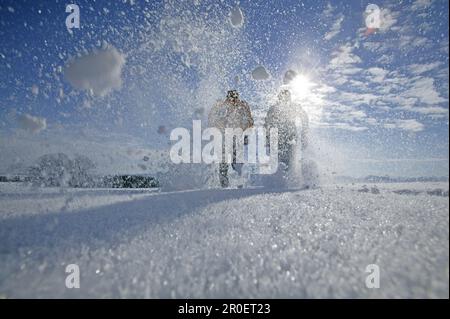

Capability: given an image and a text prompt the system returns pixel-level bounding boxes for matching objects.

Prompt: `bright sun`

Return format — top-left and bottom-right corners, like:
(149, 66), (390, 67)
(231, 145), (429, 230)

(289, 74), (314, 99)
(286, 73), (324, 122)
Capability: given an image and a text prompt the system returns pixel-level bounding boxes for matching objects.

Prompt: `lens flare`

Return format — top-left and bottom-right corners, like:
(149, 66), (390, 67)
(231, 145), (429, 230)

(285, 73), (324, 123)
(289, 74), (313, 99)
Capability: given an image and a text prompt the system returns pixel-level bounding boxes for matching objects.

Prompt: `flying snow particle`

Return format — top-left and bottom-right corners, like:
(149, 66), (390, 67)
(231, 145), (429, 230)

(283, 69), (298, 85)
(157, 125), (167, 134)
(31, 85), (39, 95)
(64, 46), (126, 97)
(252, 66), (270, 81)
(229, 6), (244, 28)
(17, 113), (47, 133)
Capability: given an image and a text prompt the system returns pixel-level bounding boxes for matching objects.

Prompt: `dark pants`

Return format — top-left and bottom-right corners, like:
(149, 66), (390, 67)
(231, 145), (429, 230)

(219, 143), (243, 188)
(278, 130), (296, 174)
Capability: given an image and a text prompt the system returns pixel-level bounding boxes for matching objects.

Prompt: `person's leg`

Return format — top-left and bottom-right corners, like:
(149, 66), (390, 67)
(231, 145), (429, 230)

(285, 140), (294, 173)
(231, 137), (243, 176)
(278, 132), (290, 175)
(231, 163), (243, 176)
(219, 163), (229, 187)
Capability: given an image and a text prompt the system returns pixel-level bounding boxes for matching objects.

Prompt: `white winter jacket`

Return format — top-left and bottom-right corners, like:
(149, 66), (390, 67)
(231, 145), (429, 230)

(264, 101), (309, 150)
(208, 98), (254, 131)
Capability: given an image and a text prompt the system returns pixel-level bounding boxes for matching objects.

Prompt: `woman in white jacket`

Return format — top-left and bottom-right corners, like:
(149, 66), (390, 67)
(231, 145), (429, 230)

(264, 89), (309, 177)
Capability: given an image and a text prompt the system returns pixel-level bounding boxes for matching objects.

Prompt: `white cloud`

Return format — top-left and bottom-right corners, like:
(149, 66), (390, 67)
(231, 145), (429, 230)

(362, 41), (384, 53)
(349, 157), (447, 163)
(324, 15), (344, 41)
(399, 35), (431, 49)
(377, 54), (394, 65)
(321, 3), (335, 19)
(339, 92), (379, 106)
(314, 6), (447, 132)
(379, 8), (398, 32)
(411, 0), (433, 11)
(384, 119), (425, 132)
(408, 62), (441, 75)
(440, 39), (449, 54)
(367, 67), (388, 83)
(340, 67), (363, 75)
(413, 106), (448, 114)
(348, 110), (367, 119)
(315, 84), (336, 94)
(383, 95), (418, 108)
(404, 76), (447, 105)
(17, 114), (47, 133)
(329, 43), (361, 68)
(317, 122), (369, 131)
(64, 46), (126, 97)
(418, 21), (433, 33)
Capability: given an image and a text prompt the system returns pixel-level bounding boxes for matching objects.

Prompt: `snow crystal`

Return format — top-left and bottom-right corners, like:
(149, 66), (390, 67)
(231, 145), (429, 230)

(31, 85), (39, 95)
(157, 125), (167, 135)
(63, 46), (126, 97)
(229, 6), (244, 28)
(283, 69), (298, 85)
(252, 65), (270, 80)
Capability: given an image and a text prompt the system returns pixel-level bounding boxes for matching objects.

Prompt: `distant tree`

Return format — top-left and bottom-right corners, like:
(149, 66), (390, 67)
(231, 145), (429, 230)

(70, 155), (96, 187)
(107, 175), (159, 188)
(28, 153), (96, 187)
(29, 153), (73, 187)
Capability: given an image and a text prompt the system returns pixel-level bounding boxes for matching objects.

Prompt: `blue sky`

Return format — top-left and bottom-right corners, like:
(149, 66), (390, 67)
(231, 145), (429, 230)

(0, 0), (448, 177)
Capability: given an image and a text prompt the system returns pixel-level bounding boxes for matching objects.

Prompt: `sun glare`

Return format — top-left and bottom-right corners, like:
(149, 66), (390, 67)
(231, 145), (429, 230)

(289, 74), (314, 99)
(286, 73), (324, 122)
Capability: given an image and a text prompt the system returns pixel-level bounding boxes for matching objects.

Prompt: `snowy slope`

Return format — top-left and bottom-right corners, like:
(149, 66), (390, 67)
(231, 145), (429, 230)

(0, 182), (448, 298)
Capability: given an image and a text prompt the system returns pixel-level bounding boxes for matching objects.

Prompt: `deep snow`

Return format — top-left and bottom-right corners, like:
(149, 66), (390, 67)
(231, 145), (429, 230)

(0, 182), (448, 298)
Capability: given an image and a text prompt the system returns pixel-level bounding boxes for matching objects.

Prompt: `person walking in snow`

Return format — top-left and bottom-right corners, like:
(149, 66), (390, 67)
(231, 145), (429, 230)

(264, 89), (309, 178)
(208, 90), (254, 188)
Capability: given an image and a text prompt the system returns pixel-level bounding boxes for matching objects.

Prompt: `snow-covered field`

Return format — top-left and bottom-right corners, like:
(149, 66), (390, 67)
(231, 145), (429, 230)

(0, 182), (448, 298)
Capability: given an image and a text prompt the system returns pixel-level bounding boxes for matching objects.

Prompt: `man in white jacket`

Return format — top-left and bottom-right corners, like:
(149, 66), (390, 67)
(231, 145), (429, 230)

(208, 90), (254, 187)
(264, 89), (309, 178)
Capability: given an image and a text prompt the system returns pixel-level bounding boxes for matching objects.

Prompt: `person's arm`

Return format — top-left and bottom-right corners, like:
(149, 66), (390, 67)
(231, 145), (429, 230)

(242, 101), (254, 129)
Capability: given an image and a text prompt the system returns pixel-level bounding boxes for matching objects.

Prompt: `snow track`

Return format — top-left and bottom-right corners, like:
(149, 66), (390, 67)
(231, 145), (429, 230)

(0, 183), (448, 298)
